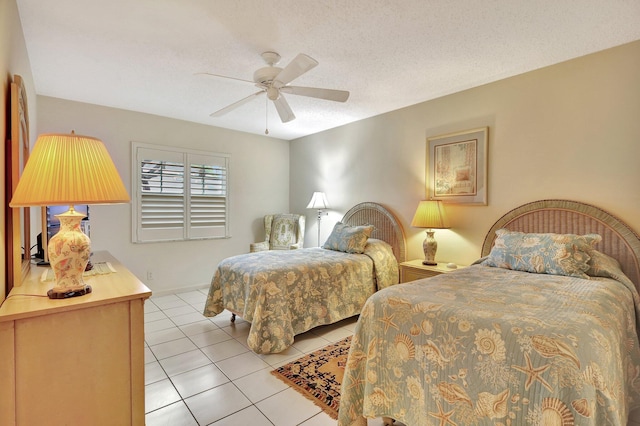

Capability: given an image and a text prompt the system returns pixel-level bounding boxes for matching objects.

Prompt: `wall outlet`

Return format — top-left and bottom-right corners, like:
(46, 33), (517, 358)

(146, 271), (154, 281)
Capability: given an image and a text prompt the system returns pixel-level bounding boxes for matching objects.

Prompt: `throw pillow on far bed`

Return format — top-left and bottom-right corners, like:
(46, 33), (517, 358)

(483, 229), (601, 279)
(323, 222), (374, 254)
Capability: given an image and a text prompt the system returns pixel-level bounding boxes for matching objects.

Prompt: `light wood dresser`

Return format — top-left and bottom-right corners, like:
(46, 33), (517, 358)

(0, 251), (151, 426)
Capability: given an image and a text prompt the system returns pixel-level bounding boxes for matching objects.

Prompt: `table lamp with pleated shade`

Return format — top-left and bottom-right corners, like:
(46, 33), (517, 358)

(10, 132), (130, 299)
(411, 200), (450, 265)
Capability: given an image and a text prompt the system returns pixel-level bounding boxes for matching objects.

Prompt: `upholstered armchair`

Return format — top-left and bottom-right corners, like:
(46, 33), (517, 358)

(250, 214), (306, 252)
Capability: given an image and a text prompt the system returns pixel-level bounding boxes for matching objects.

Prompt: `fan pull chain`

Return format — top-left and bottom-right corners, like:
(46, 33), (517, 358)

(265, 96), (269, 135)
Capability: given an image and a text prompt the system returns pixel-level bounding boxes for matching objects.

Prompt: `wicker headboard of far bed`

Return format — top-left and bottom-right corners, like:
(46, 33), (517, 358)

(481, 199), (640, 291)
(342, 202), (407, 263)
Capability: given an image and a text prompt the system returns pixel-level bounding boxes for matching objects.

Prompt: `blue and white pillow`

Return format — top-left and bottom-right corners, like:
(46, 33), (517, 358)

(483, 229), (601, 279)
(323, 222), (374, 254)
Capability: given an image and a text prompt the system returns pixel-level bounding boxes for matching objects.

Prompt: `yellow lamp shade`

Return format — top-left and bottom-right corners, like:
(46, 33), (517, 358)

(411, 200), (450, 229)
(9, 132), (130, 207)
(9, 132), (129, 299)
(411, 200), (450, 265)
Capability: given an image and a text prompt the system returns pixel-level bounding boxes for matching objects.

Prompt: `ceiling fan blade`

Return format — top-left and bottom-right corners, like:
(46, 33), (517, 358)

(273, 54), (318, 88)
(280, 86), (350, 102)
(210, 91), (264, 117)
(273, 94), (296, 123)
(195, 72), (254, 84)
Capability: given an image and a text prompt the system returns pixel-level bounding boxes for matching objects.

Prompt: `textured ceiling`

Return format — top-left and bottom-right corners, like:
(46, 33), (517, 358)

(16, 0), (640, 141)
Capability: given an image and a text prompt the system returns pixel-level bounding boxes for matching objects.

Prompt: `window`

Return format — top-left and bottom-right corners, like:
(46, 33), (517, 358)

(132, 142), (230, 243)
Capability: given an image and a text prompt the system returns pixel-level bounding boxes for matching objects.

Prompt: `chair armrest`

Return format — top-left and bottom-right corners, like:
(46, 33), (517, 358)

(250, 241), (269, 252)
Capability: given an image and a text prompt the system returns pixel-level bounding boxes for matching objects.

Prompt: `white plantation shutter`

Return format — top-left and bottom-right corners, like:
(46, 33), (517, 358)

(189, 154), (228, 238)
(132, 143), (230, 243)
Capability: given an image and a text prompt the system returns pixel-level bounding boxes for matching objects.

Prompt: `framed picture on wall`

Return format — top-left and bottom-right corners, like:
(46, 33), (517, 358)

(427, 127), (488, 205)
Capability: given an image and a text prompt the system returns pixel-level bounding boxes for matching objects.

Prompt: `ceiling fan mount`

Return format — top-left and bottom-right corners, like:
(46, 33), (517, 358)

(260, 51), (281, 66)
(253, 51), (283, 85)
(198, 51), (350, 129)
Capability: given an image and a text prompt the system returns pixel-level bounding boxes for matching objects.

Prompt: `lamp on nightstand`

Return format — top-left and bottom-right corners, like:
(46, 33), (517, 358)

(10, 132), (130, 299)
(411, 200), (450, 265)
(307, 191), (329, 246)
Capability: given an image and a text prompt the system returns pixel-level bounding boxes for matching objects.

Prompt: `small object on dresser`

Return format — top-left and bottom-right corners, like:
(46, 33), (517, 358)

(446, 263), (457, 269)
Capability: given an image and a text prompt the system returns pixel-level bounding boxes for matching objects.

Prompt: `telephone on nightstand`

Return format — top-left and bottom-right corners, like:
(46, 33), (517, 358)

(446, 263), (458, 269)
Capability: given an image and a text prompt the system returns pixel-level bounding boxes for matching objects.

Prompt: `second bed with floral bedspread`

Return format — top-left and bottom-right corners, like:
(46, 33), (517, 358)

(203, 239), (398, 354)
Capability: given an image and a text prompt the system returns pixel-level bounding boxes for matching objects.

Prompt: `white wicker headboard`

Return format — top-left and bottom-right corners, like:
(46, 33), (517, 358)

(481, 200), (640, 290)
(342, 202), (407, 263)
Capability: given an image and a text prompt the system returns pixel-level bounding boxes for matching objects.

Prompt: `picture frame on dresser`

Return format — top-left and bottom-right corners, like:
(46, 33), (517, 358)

(5, 74), (31, 293)
(427, 126), (488, 205)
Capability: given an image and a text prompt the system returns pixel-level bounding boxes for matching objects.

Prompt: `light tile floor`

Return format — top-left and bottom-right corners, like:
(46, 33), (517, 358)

(144, 289), (391, 426)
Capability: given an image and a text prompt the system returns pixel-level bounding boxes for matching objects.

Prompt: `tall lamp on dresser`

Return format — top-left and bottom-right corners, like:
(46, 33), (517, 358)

(9, 131), (129, 299)
(411, 200), (450, 265)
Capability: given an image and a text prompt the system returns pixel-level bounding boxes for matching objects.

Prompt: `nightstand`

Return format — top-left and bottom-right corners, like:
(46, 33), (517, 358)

(399, 259), (466, 283)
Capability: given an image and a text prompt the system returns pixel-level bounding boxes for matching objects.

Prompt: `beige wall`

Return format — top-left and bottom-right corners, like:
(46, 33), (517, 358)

(1, 0), (36, 300)
(37, 97), (290, 294)
(291, 40), (640, 267)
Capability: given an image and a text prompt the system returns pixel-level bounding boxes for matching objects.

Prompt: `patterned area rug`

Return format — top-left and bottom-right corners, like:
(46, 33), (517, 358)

(271, 336), (352, 420)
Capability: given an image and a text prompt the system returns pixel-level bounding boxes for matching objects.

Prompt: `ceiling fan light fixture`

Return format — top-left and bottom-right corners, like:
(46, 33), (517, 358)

(266, 87), (280, 101)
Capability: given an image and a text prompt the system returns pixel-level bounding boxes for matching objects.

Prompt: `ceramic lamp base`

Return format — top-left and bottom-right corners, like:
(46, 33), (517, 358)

(47, 207), (92, 299)
(422, 229), (438, 266)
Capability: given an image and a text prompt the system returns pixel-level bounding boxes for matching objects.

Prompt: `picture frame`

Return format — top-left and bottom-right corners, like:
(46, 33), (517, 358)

(6, 74), (31, 292)
(427, 127), (488, 205)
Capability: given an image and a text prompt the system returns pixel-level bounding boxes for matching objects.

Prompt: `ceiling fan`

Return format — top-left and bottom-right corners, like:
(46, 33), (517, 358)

(198, 51), (350, 132)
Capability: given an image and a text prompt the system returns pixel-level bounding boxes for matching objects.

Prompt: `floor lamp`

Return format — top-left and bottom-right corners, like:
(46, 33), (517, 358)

(307, 192), (329, 247)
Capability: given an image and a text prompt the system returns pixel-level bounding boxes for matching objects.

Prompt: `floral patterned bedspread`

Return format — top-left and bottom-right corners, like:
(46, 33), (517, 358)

(203, 239), (398, 354)
(339, 264), (640, 425)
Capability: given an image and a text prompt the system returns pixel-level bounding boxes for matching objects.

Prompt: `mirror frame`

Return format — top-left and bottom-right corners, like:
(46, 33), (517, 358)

(6, 74), (31, 292)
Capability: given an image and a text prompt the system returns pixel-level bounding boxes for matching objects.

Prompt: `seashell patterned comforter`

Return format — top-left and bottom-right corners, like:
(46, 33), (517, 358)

(203, 239), (398, 354)
(339, 264), (640, 425)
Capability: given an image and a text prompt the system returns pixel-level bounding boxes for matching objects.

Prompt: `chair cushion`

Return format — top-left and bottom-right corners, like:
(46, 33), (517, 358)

(269, 214), (301, 250)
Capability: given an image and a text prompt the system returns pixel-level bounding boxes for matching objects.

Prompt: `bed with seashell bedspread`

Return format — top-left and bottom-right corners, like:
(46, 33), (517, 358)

(339, 200), (640, 426)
